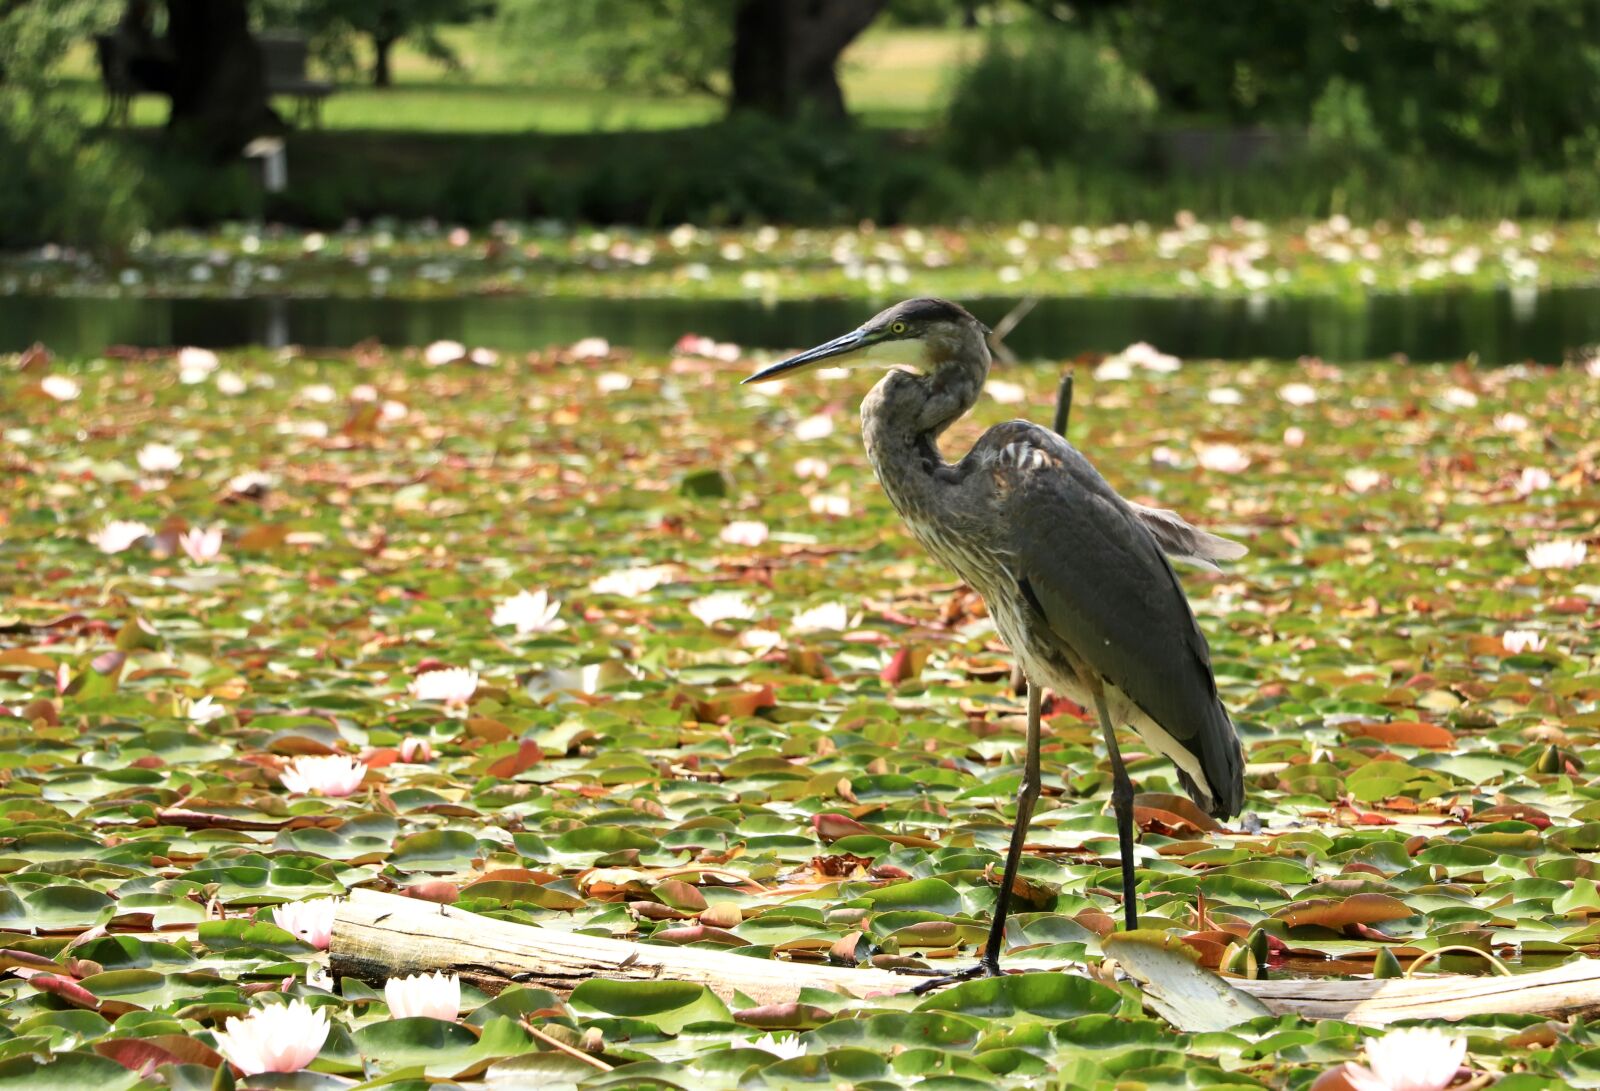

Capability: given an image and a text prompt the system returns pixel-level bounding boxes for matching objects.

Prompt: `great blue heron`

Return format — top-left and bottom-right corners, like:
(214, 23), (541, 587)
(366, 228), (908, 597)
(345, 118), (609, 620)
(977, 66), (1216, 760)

(743, 298), (1246, 989)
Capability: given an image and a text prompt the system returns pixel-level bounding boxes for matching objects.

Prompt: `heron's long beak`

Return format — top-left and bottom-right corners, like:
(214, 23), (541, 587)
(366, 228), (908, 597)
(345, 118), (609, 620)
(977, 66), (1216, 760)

(741, 329), (868, 384)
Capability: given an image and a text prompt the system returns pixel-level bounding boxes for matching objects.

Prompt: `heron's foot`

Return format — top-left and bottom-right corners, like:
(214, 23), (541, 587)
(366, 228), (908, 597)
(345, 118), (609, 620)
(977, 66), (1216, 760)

(898, 958), (1004, 995)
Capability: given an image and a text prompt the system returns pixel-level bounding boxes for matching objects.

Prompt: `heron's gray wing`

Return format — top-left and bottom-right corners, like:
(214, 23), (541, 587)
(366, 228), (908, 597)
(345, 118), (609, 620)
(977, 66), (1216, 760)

(985, 423), (1243, 817)
(1129, 503), (1248, 571)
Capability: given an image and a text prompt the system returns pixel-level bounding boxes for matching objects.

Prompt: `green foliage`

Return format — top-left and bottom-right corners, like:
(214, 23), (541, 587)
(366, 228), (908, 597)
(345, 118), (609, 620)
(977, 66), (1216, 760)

(0, 0), (145, 248)
(267, 0), (492, 84)
(1307, 78), (1386, 167)
(943, 29), (1155, 168)
(496, 0), (734, 96)
(1091, 0), (1600, 166)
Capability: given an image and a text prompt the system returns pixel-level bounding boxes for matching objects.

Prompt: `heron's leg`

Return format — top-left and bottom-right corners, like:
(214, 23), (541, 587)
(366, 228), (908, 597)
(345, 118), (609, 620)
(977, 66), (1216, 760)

(1093, 686), (1139, 931)
(906, 679), (1042, 994)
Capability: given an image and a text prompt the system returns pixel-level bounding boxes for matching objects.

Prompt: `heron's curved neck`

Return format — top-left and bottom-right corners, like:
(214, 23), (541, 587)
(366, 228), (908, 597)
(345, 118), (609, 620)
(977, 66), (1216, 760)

(860, 338), (988, 510)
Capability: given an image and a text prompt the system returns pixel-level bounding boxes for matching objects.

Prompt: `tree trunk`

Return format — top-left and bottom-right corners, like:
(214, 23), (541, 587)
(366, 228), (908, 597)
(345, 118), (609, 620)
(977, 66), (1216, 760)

(372, 35), (395, 87)
(729, 0), (888, 119)
(163, 0), (279, 155)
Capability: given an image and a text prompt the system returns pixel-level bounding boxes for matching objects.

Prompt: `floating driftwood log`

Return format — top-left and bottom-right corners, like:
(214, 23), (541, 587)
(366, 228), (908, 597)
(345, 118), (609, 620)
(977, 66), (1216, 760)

(331, 889), (1600, 1028)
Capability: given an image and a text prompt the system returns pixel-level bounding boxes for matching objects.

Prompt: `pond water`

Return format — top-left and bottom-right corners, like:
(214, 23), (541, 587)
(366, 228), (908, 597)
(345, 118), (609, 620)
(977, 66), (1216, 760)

(3, 285), (1597, 363)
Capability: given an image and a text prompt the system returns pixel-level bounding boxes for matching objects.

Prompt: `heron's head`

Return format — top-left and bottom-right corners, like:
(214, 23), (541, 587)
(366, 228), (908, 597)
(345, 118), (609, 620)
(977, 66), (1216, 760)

(741, 298), (989, 385)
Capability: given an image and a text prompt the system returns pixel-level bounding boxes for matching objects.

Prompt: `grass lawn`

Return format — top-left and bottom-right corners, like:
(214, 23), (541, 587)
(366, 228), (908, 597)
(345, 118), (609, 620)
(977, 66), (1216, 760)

(56, 23), (973, 133)
(2, 335), (1598, 1084)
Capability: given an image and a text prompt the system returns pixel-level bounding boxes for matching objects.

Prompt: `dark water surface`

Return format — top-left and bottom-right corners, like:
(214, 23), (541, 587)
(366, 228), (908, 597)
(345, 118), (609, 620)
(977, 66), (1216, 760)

(2, 286), (1597, 363)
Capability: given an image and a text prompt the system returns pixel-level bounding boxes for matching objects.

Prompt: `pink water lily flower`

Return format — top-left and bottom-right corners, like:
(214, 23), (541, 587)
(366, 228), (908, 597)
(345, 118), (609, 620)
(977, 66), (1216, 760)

(212, 999), (329, 1075)
(1337, 1027), (1466, 1091)
(385, 971), (461, 1021)
(271, 897), (340, 950)
(178, 525), (224, 564)
(280, 755), (368, 797)
(1515, 467), (1553, 496)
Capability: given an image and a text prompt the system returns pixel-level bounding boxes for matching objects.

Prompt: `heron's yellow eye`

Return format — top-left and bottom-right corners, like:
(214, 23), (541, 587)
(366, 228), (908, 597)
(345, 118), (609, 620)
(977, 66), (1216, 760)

(890, 321), (908, 335)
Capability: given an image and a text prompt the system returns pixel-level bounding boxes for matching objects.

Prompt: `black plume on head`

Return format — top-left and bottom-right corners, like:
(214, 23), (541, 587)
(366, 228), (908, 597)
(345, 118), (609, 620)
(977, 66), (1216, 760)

(887, 297), (988, 333)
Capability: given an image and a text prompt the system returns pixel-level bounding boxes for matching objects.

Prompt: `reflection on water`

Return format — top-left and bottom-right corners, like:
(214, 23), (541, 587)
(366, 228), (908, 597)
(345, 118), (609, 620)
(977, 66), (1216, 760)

(2, 287), (1598, 364)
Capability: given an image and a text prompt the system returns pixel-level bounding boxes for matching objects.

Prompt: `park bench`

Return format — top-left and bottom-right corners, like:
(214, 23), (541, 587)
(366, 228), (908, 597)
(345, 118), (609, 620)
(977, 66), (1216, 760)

(94, 31), (335, 127)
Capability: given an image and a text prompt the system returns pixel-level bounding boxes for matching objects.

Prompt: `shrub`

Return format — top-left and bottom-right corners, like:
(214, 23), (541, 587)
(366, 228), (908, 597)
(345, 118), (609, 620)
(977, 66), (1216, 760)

(943, 29), (1156, 169)
(1307, 77), (1386, 166)
(0, 101), (147, 249)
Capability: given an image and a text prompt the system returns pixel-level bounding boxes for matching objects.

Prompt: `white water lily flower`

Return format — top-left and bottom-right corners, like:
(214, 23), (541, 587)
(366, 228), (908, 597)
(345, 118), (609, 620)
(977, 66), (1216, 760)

(720, 520), (769, 547)
(385, 971), (460, 1021)
(408, 667), (479, 706)
(1338, 1026), (1466, 1091)
(1196, 444), (1250, 474)
(422, 340), (465, 366)
(689, 592), (756, 626)
(1494, 412), (1530, 433)
(1278, 382), (1318, 406)
(212, 999), (329, 1075)
(750, 1032), (806, 1059)
(1101, 341), (1181, 377)
(1440, 386), (1479, 409)
(136, 441), (183, 470)
(596, 371), (632, 394)
(89, 520), (151, 554)
(227, 470), (275, 497)
(40, 375), (80, 401)
(589, 565), (674, 597)
(177, 346), (219, 384)
(271, 898), (340, 950)
(186, 695), (226, 724)
(984, 379), (1027, 404)
(793, 414), (834, 441)
(809, 494), (851, 518)
(1208, 386), (1244, 406)
(741, 629), (784, 651)
(1283, 426), (1306, 448)
(279, 755), (368, 797)
(492, 589), (565, 635)
(794, 457), (830, 479)
(571, 336), (610, 359)
(1527, 540), (1588, 570)
(1502, 629), (1547, 654)
(1345, 468), (1384, 494)
(792, 602), (849, 633)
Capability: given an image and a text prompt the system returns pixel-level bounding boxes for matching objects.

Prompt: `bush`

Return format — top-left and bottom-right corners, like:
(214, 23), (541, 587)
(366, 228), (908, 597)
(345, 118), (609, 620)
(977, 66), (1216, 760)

(1307, 77), (1386, 167)
(0, 101), (146, 249)
(943, 29), (1156, 169)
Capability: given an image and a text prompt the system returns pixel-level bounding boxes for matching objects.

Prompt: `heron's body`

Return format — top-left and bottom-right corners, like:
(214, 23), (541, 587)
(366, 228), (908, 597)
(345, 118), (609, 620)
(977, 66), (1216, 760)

(743, 297), (1245, 988)
(863, 373), (1243, 818)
